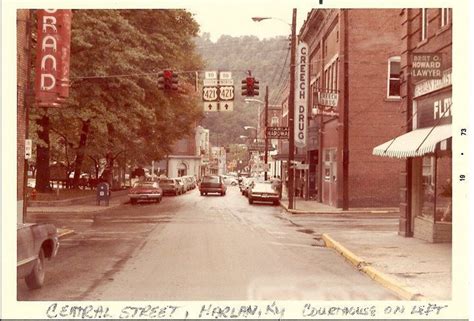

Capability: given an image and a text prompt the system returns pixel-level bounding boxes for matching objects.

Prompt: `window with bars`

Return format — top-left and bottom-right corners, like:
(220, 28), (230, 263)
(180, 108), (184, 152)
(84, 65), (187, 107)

(387, 57), (401, 98)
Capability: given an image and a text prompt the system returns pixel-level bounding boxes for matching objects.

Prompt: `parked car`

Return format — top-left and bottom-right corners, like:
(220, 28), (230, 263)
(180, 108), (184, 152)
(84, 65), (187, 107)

(199, 175), (226, 196)
(174, 177), (187, 194)
(248, 181), (280, 205)
(222, 175), (238, 186)
(17, 223), (59, 290)
(128, 181), (163, 204)
(159, 178), (181, 196)
(181, 176), (195, 191)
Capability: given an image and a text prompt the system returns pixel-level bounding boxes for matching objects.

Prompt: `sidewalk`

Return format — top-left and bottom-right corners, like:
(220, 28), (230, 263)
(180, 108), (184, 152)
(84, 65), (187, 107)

(27, 190), (130, 215)
(279, 199), (452, 300)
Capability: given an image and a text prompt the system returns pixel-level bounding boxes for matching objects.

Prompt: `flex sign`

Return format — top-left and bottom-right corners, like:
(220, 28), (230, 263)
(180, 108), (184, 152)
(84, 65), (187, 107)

(295, 42), (308, 148)
(35, 9), (72, 107)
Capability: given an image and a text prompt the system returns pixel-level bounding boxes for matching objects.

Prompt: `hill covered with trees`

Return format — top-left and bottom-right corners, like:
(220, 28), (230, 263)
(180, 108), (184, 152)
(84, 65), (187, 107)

(195, 33), (290, 146)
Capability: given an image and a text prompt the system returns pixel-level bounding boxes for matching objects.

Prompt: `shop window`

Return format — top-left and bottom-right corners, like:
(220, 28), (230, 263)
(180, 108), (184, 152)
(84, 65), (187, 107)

(421, 9), (428, 41)
(440, 8), (451, 28)
(387, 57), (401, 98)
(324, 167), (331, 181)
(419, 155), (452, 222)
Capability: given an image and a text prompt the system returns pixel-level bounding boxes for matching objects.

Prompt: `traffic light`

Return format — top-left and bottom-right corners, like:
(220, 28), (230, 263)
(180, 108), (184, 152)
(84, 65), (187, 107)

(158, 70), (178, 91)
(241, 77), (259, 97)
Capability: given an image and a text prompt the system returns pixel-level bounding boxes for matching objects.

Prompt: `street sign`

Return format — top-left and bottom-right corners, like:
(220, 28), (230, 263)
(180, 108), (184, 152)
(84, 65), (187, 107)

(219, 86), (234, 100)
(220, 101), (233, 111)
(203, 79), (218, 86)
(202, 86), (218, 101)
(218, 79), (234, 86)
(317, 92), (339, 108)
(295, 164), (309, 170)
(219, 71), (232, 79)
(266, 126), (289, 139)
(248, 142), (266, 152)
(25, 139), (32, 159)
(205, 71), (217, 79)
(204, 102), (218, 112)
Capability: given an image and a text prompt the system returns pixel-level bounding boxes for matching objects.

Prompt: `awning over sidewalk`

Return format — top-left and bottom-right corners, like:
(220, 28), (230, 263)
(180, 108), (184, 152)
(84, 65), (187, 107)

(372, 124), (451, 159)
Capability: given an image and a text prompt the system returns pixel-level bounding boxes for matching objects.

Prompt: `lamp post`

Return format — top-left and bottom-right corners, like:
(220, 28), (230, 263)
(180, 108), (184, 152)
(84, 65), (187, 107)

(252, 10), (296, 208)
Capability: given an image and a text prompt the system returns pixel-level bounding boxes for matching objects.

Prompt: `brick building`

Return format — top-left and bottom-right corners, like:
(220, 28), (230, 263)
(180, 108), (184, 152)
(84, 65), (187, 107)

(297, 9), (405, 208)
(373, 9), (452, 242)
(17, 10), (32, 222)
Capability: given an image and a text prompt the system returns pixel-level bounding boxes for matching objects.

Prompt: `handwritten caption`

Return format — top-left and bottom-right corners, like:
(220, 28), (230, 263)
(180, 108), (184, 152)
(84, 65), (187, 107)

(45, 302), (448, 319)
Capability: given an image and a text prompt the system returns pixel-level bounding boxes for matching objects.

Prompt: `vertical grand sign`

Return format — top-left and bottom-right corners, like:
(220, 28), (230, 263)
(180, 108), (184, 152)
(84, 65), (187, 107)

(295, 41), (308, 148)
(35, 9), (72, 107)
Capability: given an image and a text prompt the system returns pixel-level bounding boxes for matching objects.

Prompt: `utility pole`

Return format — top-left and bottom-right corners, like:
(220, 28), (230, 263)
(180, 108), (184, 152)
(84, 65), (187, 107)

(288, 9), (297, 209)
(264, 86), (269, 180)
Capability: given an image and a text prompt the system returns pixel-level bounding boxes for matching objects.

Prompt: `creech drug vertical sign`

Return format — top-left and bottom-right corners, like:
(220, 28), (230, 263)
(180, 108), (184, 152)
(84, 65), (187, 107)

(35, 9), (72, 107)
(295, 42), (308, 148)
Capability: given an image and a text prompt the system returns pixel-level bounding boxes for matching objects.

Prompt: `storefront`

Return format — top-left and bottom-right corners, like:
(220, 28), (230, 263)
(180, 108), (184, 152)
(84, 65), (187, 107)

(373, 69), (452, 243)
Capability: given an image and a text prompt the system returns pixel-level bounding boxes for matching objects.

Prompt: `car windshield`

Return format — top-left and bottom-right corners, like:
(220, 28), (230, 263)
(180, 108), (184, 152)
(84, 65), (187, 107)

(160, 179), (174, 184)
(202, 176), (220, 183)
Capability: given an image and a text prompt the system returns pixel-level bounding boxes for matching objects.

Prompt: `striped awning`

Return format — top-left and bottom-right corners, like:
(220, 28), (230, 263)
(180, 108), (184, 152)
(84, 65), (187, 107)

(372, 124), (452, 159)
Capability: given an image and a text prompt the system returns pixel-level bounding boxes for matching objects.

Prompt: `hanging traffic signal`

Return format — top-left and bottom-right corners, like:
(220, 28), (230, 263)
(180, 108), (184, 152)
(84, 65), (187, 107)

(158, 70), (178, 91)
(253, 79), (260, 96)
(241, 78), (248, 96)
(242, 77), (259, 97)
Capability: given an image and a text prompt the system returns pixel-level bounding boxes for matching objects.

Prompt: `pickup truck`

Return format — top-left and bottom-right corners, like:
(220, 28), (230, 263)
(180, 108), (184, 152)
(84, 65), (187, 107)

(17, 223), (59, 289)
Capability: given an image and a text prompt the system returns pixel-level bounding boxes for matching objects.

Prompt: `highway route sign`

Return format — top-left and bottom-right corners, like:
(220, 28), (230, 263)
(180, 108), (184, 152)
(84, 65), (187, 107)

(203, 79), (218, 86)
(204, 102), (218, 112)
(205, 71), (217, 79)
(218, 79), (234, 86)
(220, 102), (233, 111)
(219, 71), (232, 79)
(202, 86), (218, 101)
(219, 86), (235, 100)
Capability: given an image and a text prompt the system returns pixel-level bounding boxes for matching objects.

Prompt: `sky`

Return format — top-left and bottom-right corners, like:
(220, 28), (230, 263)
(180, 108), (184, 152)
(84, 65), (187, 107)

(187, 1), (317, 41)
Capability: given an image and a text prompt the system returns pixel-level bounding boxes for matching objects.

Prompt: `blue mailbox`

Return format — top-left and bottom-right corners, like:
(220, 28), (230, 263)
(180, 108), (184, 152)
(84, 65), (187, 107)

(97, 182), (110, 206)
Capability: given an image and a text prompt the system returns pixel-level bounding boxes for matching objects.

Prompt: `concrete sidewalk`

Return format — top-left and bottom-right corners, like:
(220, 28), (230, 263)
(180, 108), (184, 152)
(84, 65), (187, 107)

(279, 201), (452, 300)
(27, 190), (130, 215)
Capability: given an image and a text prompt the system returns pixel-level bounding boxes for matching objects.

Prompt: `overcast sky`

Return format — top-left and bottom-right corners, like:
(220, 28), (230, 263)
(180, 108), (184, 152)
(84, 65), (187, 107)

(187, 1), (316, 41)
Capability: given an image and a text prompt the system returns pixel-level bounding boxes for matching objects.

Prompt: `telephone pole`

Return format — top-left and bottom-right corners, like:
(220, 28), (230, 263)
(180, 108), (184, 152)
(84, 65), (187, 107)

(264, 86), (269, 180)
(287, 9), (297, 209)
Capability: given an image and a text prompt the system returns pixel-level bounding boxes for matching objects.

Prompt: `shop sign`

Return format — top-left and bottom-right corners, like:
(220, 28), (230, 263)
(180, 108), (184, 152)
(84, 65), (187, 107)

(294, 42), (308, 148)
(411, 53), (443, 80)
(266, 126), (289, 139)
(316, 92), (339, 108)
(414, 69), (452, 98)
(415, 90), (452, 128)
(35, 9), (72, 107)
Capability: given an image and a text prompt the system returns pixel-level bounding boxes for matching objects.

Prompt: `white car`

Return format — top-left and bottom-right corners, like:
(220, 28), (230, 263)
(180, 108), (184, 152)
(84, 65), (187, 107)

(221, 175), (238, 186)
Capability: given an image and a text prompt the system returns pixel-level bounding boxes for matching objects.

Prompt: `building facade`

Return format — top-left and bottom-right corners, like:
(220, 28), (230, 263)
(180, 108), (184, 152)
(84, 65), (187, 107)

(373, 9), (452, 242)
(298, 9), (405, 208)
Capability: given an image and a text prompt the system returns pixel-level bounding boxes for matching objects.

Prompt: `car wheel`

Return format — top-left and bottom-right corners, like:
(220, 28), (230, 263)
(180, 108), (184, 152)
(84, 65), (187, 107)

(200, 191), (204, 196)
(175, 190), (179, 196)
(248, 197), (253, 204)
(273, 200), (279, 206)
(223, 191), (226, 196)
(157, 197), (162, 203)
(25, 248), (45, 290)
(131, 199), (137, 205)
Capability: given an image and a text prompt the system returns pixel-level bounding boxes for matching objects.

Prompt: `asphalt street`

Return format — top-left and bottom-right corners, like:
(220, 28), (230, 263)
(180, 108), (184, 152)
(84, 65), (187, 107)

(18, 186), (397, 300)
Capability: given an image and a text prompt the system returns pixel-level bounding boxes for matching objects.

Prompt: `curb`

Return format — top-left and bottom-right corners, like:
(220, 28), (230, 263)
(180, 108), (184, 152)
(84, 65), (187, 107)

(321, 233), (426, 301)
(279, 201), (399, 215)
(57, 228), (75, 239)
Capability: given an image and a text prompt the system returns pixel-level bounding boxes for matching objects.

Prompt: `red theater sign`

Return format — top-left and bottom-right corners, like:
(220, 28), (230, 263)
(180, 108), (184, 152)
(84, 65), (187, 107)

(35, 9), (72, 107)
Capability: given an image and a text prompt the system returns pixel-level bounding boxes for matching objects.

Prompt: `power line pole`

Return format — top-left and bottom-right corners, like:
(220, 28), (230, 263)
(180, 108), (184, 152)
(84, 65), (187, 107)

(288, 9), (297, 209)
(264, 85), (269, 181)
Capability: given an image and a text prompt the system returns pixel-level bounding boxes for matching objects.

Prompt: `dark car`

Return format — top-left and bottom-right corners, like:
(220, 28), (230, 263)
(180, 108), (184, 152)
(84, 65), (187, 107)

(248, 181), (280, 205)
(128, 181), (163, 204)
(17, 223), (59, 289)
(159, 178), (182, 196)
(199, 175), (226, 196)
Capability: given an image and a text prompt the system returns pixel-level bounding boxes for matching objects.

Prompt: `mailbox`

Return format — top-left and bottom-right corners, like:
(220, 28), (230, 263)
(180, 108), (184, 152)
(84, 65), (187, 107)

(96, 182), (110, 206)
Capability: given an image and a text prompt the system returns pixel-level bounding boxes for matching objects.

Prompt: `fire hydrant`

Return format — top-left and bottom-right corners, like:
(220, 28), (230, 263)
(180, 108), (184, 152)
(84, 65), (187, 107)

(31, 188), (37, 200)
